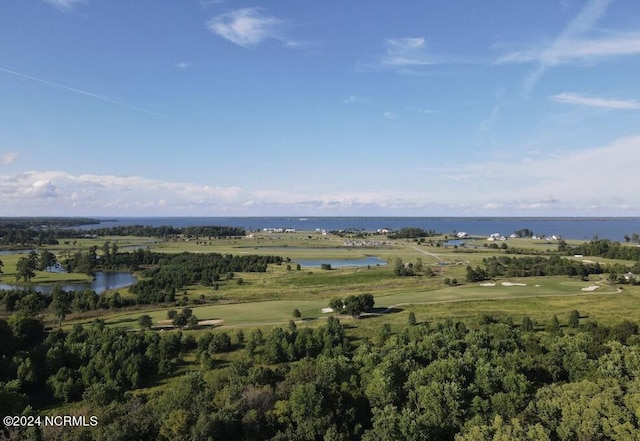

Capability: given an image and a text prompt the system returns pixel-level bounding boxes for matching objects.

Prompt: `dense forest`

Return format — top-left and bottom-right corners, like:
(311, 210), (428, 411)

(129, 252), (283, 304)
(0, 223), (246, 247)
(0, 218), (102, 229)
(387, 227), (438, 239)
(78, 225), (246, 238)
(564, 239), (640, 261)
(3, 314), (640, 440)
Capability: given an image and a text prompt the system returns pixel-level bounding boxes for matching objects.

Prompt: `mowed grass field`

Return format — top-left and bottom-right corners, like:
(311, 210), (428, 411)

(3, 232), (639, 331)
(63, 273), (630, 332)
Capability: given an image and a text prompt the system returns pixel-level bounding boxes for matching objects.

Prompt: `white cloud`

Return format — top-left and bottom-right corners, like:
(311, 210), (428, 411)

(439, 134), (640, 213)
(496, 0), (639, 92)
(499, 34), (640, 65)
(175, 62), (191, 70)
(0, 151), (19, 165)
(382, 37), (433, 67)
(207, 8), (284, 48)
(3, 136), (640, 216)
(0, 171), (242, 215)
(43, 0), (85, 11)
(199, 0), (224, 6)
(551, 92), (640, 109)
(383, 111), (395, 120)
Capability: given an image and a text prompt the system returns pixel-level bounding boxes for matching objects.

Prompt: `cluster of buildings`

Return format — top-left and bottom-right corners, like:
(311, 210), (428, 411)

(343, 239), (389, 247)
(262, 228), (297, 233)
(487, 233), (562, 241)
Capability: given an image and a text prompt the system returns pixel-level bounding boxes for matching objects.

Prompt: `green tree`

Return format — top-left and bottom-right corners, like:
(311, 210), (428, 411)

(547, 315), (561, 335)
(379, 323), (392, 343)
(568, 310), (580, 328)
(329, 297), (344, 311)
(138, 314), (153, 330)
(38, 249), (57, 272)
(187, 314), (199, 329)
(393, 258), (404, 276)
(208, 332), (232, 353)
(16, 293), (43, 317)
(360, 293), (375, 311)
(101, 241), (111, 265)
(16, 256), (36, 282)
(173, 314), (188, 328)
(50, 288), (71, 327)
(293, 308), (302, 318)
(343, 295), (365, 318)
(236, 329), (245, 345)
(408, 312), (417, 326)
(522, 316), (534, 332)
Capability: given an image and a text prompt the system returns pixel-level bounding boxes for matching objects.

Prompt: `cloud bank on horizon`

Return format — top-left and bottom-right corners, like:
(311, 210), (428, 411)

(1, 0), (639, 216)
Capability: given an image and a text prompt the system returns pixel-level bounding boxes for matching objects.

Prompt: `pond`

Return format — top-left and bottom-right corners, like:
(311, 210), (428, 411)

(0, 271), (137, 295)
(442, 240), (466, 246)
(294, 256), (387, 268)
(0, 249), (35, 256)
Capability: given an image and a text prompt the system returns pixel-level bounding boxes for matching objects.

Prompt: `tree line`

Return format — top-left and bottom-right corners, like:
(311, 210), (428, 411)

(563, 239), (640, 261)
(466, 255), (608, 282)
(0, 224), (246, 247)
(129, 252), (283, 304)
(387, 227), (438, 239)
(0, 316), (192, 418)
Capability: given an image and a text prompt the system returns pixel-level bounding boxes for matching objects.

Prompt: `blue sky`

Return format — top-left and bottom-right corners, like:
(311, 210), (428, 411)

(2, 0), (640, 216)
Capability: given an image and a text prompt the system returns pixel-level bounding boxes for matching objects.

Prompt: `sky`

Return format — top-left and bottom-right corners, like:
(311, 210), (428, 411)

(1, 0), (640, 217)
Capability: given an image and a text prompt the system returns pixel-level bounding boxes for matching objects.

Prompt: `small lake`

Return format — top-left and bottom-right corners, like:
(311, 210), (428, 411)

(443, 240), (466, 246)
(0, 271), (137, 295)
(0, 249), (35, 256)
(295, 256), (388, 268)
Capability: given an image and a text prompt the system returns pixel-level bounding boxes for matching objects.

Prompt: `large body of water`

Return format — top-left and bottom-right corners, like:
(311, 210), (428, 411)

(79, 217), (640, 241)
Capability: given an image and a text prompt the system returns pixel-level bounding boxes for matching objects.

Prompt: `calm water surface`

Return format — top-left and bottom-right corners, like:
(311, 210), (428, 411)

(295, 256), (387, 268)
(0, 271), (136, 294)
(75, 217), (640, 241)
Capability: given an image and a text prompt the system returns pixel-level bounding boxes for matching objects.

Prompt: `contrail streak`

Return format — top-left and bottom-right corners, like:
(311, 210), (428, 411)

(0, 66), (167, 118)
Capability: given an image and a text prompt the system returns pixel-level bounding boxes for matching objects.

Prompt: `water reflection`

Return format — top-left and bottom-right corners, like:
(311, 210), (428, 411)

(0, 271), (136, 294)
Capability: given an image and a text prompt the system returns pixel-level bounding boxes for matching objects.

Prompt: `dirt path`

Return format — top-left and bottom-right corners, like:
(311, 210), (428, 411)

(407, 244), (445, 262)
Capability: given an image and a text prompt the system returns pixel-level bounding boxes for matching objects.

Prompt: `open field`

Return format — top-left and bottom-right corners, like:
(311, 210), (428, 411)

(62, 273), (630, 332)
(4, 231), (640, 334)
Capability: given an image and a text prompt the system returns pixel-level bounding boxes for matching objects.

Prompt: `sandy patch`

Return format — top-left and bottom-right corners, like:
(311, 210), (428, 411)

(198, 319), (224, 326)
(581, 286), (600, 292)
(501, 282), (527, 287)
(156, 318), (223, 327)
(479, 283), (496, 287)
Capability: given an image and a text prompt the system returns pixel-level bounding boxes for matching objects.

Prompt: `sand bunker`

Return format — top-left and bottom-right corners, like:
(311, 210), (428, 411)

(479, 283), (496, 286)
(581, 286), (600, 292)
(198, 319), (224, 326)
(501, 282), (527, 287)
